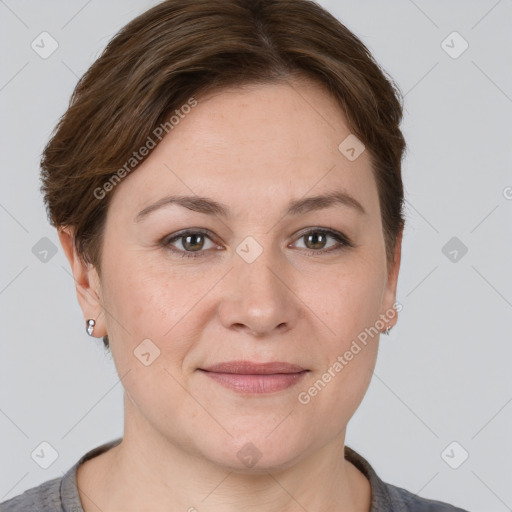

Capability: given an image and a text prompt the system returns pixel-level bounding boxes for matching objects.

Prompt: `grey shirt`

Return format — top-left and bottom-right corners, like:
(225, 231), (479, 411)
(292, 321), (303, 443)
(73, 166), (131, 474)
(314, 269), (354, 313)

(1, 438), (470, 511)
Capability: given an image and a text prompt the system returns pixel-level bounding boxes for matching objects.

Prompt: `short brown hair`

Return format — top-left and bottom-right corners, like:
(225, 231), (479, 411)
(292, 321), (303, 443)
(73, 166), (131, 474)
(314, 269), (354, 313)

(41, 0), (407, 349)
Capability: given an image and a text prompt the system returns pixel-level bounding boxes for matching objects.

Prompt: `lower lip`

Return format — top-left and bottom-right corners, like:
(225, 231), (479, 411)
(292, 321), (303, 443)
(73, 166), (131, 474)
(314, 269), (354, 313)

(199, 370), (308, 393)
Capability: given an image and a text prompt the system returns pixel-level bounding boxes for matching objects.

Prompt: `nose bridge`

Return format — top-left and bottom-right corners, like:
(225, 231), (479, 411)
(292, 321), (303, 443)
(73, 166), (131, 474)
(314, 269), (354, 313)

(239, 247), (282, 299)
(220, 235), (298, 335)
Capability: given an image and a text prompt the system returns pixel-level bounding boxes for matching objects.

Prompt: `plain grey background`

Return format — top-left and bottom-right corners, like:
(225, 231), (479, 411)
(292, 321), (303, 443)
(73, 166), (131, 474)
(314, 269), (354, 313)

(1, 1), (511, 511)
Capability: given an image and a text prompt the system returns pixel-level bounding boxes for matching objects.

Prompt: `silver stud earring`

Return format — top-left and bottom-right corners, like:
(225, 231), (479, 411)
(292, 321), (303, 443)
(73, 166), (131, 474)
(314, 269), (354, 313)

(383, 325), (392, 336)
(86, 319), (96, 336)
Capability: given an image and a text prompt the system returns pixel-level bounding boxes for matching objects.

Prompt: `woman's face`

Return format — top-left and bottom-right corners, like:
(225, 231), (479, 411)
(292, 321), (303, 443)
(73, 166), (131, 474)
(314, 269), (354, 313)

(69, 78), (401, 471)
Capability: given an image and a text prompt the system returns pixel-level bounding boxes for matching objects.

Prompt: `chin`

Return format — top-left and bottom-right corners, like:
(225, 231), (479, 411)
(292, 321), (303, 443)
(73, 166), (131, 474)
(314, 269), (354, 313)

(198, 430), (309, 474)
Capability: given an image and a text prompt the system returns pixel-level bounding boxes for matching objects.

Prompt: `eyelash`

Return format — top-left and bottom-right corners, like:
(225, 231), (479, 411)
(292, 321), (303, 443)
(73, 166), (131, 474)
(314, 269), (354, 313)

(161, 228), (353, 259)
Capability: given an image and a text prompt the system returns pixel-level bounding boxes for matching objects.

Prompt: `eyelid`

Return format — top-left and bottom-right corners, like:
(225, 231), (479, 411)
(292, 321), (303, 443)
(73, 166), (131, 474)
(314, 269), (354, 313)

(292, 227), (351, 245)
(162, 228), (221, 255)
(162, 227), (352, 258)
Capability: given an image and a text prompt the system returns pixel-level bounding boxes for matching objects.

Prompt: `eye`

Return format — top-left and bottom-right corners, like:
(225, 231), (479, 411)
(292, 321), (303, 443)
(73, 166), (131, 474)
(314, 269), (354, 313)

(161, 228), (352, 259)
(162, 229), (221, 259)
(290, 228), (353, 254)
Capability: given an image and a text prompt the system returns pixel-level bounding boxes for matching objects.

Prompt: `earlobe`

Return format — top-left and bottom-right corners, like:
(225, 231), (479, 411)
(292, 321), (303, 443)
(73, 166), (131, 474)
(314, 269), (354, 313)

(57, 226), (105, 337)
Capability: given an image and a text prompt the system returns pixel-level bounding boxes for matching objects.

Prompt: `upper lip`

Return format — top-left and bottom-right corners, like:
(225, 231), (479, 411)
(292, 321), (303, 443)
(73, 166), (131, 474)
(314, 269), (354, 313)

(200, 360), (307, 374)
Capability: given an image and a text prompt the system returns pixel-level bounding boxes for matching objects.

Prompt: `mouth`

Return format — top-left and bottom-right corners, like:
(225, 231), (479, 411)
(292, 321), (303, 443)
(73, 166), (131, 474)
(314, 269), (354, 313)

(197, 360), (309, 394)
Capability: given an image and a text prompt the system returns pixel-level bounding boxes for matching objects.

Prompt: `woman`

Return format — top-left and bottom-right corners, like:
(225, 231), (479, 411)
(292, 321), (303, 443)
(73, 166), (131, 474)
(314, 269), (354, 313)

(1, 0), (470, 510)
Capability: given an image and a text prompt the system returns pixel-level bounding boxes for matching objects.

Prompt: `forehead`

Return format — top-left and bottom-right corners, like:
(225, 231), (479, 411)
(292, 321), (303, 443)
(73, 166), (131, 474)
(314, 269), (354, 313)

(108, 79), (379, 221)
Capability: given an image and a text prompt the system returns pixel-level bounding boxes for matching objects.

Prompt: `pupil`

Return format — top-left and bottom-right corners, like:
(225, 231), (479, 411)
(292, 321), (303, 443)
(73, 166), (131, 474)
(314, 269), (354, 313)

(184, 234), (203, 251)
(307, 232), (325, 249)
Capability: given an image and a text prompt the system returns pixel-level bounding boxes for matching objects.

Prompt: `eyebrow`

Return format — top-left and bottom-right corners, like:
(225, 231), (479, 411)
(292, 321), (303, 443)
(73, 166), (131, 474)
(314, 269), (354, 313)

(134, 190), (367, 222)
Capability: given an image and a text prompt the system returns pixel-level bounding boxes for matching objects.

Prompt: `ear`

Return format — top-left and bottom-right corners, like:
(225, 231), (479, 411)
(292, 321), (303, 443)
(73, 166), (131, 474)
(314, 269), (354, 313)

(57, 226), (106, 338)
(380, 228), (403, 329)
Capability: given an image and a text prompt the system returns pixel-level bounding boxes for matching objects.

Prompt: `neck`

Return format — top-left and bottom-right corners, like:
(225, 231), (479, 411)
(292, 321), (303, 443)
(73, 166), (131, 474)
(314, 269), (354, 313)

(77, 395), (371, 512)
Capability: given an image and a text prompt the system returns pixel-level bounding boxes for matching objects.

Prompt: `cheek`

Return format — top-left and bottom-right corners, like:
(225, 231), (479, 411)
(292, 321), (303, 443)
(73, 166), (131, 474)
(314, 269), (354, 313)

(101, 251), (210, 377)
(102, 246), (182, 327)
(300, 275), (382, 429)
(314, 257), (386, 342)
(101, 261), (195, 414)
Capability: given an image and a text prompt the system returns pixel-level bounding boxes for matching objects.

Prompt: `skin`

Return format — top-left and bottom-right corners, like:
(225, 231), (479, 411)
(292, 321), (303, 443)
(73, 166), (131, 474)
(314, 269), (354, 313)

(59, 77), (402, 512)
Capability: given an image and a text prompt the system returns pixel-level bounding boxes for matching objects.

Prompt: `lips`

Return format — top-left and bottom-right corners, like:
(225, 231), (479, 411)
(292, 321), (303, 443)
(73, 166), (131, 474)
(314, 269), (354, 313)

(200, 360), (307, 374)
(198, 360), (309, 393)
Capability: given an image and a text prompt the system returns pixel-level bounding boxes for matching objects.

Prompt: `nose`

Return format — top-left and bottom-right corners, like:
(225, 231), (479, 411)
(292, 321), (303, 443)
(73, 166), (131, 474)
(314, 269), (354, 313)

(217, 243), (300, 337)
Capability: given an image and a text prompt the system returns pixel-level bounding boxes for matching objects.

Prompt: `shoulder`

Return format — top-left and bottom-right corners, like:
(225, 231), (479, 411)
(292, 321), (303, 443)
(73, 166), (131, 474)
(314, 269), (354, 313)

(384, 481), (470, 511)
(1, 438), (122, 512)
(0, 475), (64, 512)
(344, 445), (470, 512)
